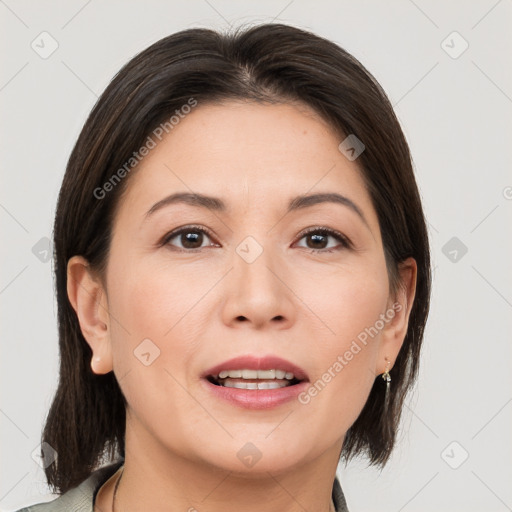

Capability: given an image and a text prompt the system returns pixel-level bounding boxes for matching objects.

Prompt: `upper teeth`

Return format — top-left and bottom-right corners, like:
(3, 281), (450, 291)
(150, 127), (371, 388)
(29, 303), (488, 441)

(217, 369), (295, 380)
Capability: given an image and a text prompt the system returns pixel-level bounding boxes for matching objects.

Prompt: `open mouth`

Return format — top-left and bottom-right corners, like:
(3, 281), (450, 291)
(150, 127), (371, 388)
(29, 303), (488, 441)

(206, 369), (304, 390)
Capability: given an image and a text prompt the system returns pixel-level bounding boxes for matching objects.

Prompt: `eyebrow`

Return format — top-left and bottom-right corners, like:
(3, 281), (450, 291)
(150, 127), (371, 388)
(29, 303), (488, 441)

(144, 191), (370, 228)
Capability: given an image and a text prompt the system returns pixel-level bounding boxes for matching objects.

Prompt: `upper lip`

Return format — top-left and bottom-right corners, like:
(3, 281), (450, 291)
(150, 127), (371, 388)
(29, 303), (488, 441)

(201, 355), (309, 381)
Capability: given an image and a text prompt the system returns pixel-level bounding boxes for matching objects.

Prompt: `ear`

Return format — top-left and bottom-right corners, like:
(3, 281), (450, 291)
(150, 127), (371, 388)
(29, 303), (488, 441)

(67, 255), (113, 375)
(376, 257), (417, 374)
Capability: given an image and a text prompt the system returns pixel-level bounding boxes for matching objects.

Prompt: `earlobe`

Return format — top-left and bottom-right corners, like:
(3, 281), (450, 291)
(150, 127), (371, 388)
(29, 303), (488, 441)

(67, 255), (113, 375)
(90, 354), (113, 375)
(377, 257), (417, 374)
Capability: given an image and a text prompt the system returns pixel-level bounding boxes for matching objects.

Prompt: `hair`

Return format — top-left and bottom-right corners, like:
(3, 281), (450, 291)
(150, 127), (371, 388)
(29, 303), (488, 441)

(43, 22), (431, 493)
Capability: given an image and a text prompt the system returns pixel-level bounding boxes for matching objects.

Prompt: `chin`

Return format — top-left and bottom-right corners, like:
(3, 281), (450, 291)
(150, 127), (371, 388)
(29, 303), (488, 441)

(195, 437), (314, 476)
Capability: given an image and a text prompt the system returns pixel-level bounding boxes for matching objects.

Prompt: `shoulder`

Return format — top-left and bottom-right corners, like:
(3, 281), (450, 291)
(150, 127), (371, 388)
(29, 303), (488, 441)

(13, 461), (124, 512)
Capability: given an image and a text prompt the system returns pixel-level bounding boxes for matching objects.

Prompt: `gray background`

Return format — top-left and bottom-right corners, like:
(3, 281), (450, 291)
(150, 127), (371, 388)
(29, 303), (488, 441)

(1, 1), (511, 511)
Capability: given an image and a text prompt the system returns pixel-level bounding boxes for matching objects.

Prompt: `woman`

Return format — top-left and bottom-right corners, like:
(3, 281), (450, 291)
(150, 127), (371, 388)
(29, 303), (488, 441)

(17, 22), (430, 512)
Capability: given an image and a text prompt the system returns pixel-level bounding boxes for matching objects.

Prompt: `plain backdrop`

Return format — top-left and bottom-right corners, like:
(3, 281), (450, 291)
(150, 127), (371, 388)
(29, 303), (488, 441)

(1, 1), (511, 511)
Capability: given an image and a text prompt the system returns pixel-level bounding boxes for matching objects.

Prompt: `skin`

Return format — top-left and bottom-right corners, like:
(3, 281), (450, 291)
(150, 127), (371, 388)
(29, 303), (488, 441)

(67, 100), (416, 512)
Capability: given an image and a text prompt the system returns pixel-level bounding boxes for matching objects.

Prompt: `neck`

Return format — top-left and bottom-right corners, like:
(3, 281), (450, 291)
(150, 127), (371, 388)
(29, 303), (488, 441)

(109, 420), (342, 512)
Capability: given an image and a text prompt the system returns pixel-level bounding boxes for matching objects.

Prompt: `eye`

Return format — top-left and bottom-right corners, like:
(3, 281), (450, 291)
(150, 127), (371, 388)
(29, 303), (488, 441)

(161, 225), (352, 253)
(162, 225), (218, 251)
(294, 227), (352, 253)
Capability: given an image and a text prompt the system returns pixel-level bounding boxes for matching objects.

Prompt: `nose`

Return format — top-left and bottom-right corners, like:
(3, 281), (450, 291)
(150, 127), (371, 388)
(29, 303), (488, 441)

(221, 244), (296, 330)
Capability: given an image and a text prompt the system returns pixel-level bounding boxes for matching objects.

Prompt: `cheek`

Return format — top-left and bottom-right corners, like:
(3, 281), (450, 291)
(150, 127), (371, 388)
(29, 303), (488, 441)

(105, 254), (216, 383)
(105, 260), (201, 431)
(302, 256), (390, 345)
(107, 251), (200, 338)
(295, 262), (389, 430)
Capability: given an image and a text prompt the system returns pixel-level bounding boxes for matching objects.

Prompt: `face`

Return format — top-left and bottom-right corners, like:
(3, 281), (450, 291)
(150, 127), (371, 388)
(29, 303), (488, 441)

(74, 100), (413, 475)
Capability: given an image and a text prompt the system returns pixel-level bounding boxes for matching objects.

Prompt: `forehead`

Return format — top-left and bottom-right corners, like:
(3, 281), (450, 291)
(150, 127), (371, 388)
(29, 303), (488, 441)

(116, 101), (375, 222)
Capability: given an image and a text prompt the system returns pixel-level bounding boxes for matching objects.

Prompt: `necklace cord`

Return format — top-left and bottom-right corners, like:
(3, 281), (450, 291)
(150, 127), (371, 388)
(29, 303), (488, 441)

(112, 467), (124, 512)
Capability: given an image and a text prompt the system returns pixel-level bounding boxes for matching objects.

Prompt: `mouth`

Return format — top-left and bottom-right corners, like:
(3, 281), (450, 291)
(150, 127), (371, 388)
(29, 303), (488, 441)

(206, 369), (304, 390)
(201, 355), (309, 410)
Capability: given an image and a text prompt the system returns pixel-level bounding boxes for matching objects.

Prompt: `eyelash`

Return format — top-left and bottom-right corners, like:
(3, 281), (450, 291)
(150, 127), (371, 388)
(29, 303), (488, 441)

(161, 225), (352, 253)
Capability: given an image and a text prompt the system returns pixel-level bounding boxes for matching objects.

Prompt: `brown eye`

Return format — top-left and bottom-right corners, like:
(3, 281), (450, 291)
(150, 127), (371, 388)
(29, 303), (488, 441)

(295, 227), (351, 253)
(163, 226), (216, 251)
(306, 233), (329, 250)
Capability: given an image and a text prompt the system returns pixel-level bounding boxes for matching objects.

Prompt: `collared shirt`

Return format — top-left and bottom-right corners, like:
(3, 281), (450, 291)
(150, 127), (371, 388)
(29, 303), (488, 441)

(15, 460), (349, 511)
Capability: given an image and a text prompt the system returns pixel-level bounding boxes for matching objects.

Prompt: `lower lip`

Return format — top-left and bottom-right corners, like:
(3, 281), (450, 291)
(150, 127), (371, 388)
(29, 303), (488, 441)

(201, 378), (309, 410)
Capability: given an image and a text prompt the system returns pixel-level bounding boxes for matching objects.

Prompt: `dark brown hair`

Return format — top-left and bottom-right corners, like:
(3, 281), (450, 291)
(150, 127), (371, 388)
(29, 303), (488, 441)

(44, 22), (431, 493)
